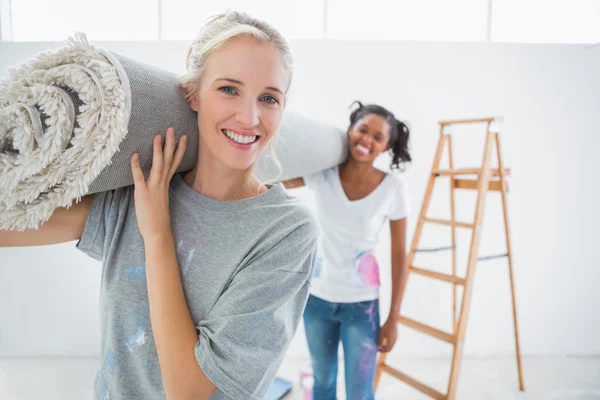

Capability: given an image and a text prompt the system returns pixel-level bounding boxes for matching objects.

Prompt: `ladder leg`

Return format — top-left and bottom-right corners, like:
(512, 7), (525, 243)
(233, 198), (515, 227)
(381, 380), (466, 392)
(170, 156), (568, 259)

(375, 129), (448, 393)
(447, 128), (495, 400)
(374, 352), (387, 390)
(495, 133), (525, 391)
(411, 133), (449, 258)
(448, 135), (458, 332)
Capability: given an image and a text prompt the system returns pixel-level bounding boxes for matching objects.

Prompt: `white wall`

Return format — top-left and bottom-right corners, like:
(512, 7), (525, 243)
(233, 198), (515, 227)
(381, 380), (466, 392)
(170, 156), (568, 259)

(1, 40), (599, 359)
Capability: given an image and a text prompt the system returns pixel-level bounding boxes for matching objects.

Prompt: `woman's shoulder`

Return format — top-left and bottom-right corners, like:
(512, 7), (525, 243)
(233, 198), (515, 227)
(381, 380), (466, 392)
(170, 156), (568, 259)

(247, 187), (318, 272)
(272, 186), (318, 231)
(386, 170), (409, 194)
(256, 186), (318, 247)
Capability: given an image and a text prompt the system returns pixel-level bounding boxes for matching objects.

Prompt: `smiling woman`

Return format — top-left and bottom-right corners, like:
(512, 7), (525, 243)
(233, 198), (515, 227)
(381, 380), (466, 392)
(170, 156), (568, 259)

(178, 13), (293, 182)
(183, 35), (290, 174)
(284, 101), (412, 400)
(0, 10), (318, 400)
(89, 12), (318, 400)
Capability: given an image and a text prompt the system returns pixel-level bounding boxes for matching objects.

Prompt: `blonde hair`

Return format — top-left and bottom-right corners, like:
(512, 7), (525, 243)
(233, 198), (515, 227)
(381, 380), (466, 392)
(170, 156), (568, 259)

(178, 10), (293, 102)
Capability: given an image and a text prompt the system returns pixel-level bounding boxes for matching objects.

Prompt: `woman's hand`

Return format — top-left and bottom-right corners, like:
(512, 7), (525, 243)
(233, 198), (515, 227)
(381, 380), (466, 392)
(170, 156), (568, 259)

(378, 319), (398, 353)
(130, 128), (187, 241)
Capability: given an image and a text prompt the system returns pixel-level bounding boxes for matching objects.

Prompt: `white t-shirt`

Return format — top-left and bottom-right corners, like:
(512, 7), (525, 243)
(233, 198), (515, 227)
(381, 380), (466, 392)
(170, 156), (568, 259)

(304, 166), (410, 303)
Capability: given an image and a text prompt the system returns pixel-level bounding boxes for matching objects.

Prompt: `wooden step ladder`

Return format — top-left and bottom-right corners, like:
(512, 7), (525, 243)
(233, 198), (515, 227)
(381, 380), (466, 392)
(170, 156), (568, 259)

(373, 117), (525, 400)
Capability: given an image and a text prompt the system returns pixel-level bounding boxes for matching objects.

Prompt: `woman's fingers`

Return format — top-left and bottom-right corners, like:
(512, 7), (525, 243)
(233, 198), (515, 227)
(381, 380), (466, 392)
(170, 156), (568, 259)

(378, 336), (389, 352)
(169, 135), (187, 177)
(162, 128), (175, 177)
(149, 134), (163, 183)
(130, 153), (146, 189)
(145, 129), (186, 184)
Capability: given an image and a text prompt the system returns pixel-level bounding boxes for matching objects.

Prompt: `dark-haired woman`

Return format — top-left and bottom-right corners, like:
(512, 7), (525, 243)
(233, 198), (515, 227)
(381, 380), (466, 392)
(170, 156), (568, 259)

(285, 101), (412, 400)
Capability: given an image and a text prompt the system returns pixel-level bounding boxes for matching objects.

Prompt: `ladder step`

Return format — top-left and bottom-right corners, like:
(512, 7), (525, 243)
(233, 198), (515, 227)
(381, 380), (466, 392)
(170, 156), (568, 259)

(410, 266), (466, 285)
(398, 316), (456, 344)
(379, 364), (446, 400)
(433, 168), (510, 177)
(439, 117), (497, 126)
(423, 217), (474, 229)
(478, 253), (509, 261)
(454, 179), (508, 192)
(415, 245), (456, 253)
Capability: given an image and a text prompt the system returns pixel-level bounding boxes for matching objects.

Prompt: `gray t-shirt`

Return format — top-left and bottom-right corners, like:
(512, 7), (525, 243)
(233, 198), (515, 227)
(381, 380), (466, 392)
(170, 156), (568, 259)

(76, 173), (318, 400)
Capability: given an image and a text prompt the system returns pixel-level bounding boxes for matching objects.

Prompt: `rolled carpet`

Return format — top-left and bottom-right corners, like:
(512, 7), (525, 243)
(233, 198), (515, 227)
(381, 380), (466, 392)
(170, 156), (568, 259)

(0, 34), (347, 231)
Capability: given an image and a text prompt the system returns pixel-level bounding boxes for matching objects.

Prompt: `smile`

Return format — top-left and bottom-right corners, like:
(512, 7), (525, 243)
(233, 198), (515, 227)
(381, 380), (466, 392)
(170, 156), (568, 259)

(222, 129), (259, 145)
(356, 144), (370, 155)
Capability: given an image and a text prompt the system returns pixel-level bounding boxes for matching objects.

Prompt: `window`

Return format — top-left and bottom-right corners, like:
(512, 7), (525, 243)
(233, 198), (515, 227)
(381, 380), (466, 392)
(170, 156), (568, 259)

(7, 0), (159, 41)
(492, 0), (600, 44)
(161, 0), (324, 40)
(326, 0), (489, 41)
(1, 0), (599, 43)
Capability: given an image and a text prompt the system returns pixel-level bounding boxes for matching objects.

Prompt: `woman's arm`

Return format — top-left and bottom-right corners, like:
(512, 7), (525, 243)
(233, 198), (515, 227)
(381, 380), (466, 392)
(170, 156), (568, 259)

(144, 235), (217, 400)
(378, 217), (409, 352)
(130, 129), (216, 399)
(282, 177), (305, 189)
(0, 195), (93, 247)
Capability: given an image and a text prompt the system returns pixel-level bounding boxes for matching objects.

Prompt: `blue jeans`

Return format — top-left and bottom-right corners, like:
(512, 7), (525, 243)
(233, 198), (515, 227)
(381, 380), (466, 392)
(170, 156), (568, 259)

(303, 295), (381, 400)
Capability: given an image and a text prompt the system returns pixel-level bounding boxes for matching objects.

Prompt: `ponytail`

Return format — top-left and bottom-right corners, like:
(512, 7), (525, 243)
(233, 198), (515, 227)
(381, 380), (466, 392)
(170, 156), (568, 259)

(390, 119), (411, 170)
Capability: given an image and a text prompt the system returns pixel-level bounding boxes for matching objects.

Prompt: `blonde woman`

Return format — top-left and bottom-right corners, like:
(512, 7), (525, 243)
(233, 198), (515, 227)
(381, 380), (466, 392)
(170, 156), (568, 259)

(1, 11), (317, 400)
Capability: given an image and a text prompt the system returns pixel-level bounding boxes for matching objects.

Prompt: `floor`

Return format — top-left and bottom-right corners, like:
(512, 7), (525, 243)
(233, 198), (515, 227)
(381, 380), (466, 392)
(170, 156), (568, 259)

(0, 356), (598, 399)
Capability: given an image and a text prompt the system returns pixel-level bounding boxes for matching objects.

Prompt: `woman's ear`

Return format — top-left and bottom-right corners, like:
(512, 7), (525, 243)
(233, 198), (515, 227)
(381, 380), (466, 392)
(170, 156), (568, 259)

(190, 95), (199, 112)
(182, 84), (199, 112)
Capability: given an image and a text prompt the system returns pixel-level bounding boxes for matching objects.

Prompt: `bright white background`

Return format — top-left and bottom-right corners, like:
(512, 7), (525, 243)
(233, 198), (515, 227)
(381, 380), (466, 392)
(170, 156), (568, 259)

(0, 0), (599, 381)
(1, 0), (600, 43)
(1, 36), (599, 362)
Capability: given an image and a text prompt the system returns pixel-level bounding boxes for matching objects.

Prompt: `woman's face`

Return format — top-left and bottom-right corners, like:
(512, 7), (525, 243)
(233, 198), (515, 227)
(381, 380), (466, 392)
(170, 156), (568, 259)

(190, 36), (290, 171)
(347, 113), (392, 164)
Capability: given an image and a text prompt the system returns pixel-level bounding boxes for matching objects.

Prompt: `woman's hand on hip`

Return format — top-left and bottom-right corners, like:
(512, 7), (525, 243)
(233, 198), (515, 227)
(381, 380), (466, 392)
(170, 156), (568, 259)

(130, 128), (187, 241)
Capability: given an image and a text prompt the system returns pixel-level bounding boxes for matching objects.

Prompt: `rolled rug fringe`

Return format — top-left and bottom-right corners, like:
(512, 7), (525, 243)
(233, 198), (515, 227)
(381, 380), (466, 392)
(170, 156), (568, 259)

(1, 32), (131, 231)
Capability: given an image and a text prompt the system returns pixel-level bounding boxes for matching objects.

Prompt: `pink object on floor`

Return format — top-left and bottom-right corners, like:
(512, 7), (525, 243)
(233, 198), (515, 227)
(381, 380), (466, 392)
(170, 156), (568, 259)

(300, 364), (314, 400)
